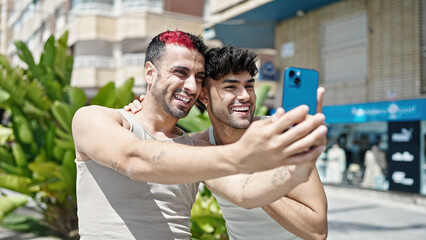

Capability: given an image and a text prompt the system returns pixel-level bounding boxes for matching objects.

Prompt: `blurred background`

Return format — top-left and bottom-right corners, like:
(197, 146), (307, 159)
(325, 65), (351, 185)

(0, 0), (426, 239)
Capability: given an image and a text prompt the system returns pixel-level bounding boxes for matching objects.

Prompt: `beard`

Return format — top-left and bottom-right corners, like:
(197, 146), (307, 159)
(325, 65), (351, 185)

(209, 102), (254, 129)
(151, 81), (191, 119)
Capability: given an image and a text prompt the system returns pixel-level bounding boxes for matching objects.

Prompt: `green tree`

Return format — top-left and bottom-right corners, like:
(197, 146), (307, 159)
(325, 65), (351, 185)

(0, 31), (134, 239)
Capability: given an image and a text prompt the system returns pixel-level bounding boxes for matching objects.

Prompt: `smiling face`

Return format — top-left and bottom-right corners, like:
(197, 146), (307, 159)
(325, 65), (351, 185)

(147, 44), (206, 119)
(201, 72), (256, 129)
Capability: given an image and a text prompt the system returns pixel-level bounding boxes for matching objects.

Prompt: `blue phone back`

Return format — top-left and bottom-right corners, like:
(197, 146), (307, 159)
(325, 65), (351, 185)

(282, 67), (318, 115)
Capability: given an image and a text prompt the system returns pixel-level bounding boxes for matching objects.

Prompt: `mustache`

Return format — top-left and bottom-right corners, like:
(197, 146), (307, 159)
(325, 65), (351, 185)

(231, 100), (253, 106)
(173, 88), (196, 98)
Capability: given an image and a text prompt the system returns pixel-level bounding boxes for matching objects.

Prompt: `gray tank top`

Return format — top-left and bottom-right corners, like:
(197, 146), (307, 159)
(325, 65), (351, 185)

(76, 109), (199, 240)
(208, 124), (300, 240)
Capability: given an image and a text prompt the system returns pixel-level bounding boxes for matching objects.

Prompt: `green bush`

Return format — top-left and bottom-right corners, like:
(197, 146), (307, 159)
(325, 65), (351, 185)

(0, 31), (134, 239)
(0, 29), (271, 240)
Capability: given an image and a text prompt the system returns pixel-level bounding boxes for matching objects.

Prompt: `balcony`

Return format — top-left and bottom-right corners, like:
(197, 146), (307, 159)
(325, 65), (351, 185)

(69, 2), (115, 19)
(121, 53), (145, 66)
(121, 0), (163, 14)
(74, 55), (114, 69)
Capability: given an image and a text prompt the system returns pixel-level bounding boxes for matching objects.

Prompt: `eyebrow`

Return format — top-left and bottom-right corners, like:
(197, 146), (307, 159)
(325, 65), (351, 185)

(222, 78), (255, 84)
(171, 66), (206, 76)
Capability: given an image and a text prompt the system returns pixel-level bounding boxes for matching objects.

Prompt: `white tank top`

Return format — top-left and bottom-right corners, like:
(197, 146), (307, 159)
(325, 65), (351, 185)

(208, 126), (300, 240)
(76, 109), (199, 240)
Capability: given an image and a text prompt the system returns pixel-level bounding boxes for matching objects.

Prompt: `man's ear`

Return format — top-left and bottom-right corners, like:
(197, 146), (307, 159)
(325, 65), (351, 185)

(198, 88), (209, 107)
(145, 62), (157, 89)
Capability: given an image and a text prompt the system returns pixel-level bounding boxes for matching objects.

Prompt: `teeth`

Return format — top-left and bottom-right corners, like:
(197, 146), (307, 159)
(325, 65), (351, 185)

(175, 95), (190, 103)
(231, 106), (249, 112)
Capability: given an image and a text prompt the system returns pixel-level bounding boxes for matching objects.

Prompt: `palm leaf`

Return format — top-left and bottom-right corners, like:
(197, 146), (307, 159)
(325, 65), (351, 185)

(51, 101), (73, 133)
(68, 87), (87, 111)
(0, 196), (28, 220)
(114, 78), (135, 107)
(0, 174), (32, 195)
(90, 82), (115, 107)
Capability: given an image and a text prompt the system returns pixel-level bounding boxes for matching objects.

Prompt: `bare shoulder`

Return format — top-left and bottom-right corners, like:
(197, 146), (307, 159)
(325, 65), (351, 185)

(73, 105), (118, 120)
(73, 105), (128, 129)
(72, 106), (131, 148)
(72, 106), (132, 160)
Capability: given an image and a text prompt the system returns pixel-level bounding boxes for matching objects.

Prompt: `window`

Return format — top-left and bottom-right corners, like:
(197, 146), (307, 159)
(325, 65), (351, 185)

(121, 0), (163, 13)
(71, 0), (114, 12)
(320, 12), (368, 83)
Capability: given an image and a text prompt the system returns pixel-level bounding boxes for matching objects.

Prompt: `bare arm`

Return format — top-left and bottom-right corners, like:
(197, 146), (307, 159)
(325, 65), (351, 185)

(262, 169), (328, 240)
(261, 87), (328, 240)
(203, 112), (327, 208)
(203, 143), (324, 209)
(72, 105), (324, 184)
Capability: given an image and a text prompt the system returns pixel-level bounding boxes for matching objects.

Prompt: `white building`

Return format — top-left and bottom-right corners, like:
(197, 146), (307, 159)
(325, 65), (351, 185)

(0, 0), (205, 97)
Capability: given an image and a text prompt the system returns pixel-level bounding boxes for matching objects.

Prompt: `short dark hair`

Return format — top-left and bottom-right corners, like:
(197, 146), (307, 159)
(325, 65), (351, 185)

(204, 46), (258, 85)
(145, 30), (208, 68)
(196, 46), (258, 109)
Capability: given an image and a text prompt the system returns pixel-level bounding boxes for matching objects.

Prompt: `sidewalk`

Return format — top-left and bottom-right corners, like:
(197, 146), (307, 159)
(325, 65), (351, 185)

(325, 184), (426, 239)
(324, 184), (426, 212)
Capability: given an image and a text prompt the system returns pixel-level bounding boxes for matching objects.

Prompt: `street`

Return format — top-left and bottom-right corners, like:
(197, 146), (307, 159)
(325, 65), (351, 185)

(325, 185), (426, 240)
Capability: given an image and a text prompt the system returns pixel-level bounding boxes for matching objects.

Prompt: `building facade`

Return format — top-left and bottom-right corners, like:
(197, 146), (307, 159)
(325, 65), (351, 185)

(0, 0), (205, 97)
(205, 0), (426, 195)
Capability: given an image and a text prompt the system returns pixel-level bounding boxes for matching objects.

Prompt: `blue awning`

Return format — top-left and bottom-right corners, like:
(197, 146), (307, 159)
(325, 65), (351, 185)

(206, 0), (342, 49)
(323, 99), (426, 124)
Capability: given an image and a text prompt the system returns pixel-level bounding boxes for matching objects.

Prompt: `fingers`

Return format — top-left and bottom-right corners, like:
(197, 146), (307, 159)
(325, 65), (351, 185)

(284, 124), (327, 155)
(123, 96), (144, 113)
(270, 108), (285, 122)
(277, 112), (325, 144)
(129, 99), (143, 113)
(316, 87), (325, 114)
(282, 145), (325, 166)
(268, 105), (310, 133)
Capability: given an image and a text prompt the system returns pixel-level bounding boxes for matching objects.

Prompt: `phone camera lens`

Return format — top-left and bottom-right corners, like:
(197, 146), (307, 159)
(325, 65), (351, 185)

(289, 70), (295, 77)
(294, 77), (300, 85)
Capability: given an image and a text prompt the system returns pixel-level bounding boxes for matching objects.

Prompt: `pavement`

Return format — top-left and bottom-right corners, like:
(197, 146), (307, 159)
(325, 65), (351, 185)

(1, 184), (426, 239)
(325, 184), (426, 240)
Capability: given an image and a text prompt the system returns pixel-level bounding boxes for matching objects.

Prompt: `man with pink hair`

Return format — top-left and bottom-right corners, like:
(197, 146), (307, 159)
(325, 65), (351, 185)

(72, 30), (326, 239)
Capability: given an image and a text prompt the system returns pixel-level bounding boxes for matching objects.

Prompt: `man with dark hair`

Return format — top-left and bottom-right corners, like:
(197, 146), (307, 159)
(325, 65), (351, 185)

(127, 46), (328, 239)
(73, 30), (326, 239)
(198, 46), (327, 240)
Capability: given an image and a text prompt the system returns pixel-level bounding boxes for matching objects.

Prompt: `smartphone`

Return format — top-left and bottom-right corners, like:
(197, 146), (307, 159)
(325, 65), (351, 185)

(282, 67), (318, 115)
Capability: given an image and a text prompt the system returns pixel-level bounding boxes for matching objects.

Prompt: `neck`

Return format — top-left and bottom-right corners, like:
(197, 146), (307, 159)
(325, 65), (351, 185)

(134, 95), (182, 139)
(211, 122), (246, 145)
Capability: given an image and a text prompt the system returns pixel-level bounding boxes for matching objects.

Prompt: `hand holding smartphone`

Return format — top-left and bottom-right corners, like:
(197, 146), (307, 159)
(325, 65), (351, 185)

(282, 67), (318, 115)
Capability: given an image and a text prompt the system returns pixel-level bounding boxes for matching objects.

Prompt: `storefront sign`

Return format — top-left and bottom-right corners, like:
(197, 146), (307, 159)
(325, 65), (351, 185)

(391, 128), (413, 142)
(387, 121), (420, 193)
(323, 98), (426, 124)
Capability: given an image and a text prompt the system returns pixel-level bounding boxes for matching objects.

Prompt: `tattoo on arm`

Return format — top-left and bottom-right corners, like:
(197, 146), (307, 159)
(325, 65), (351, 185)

(242, 175), (252, 189)
(271, 167), (287, 185)
(153, 150), (165, 165)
